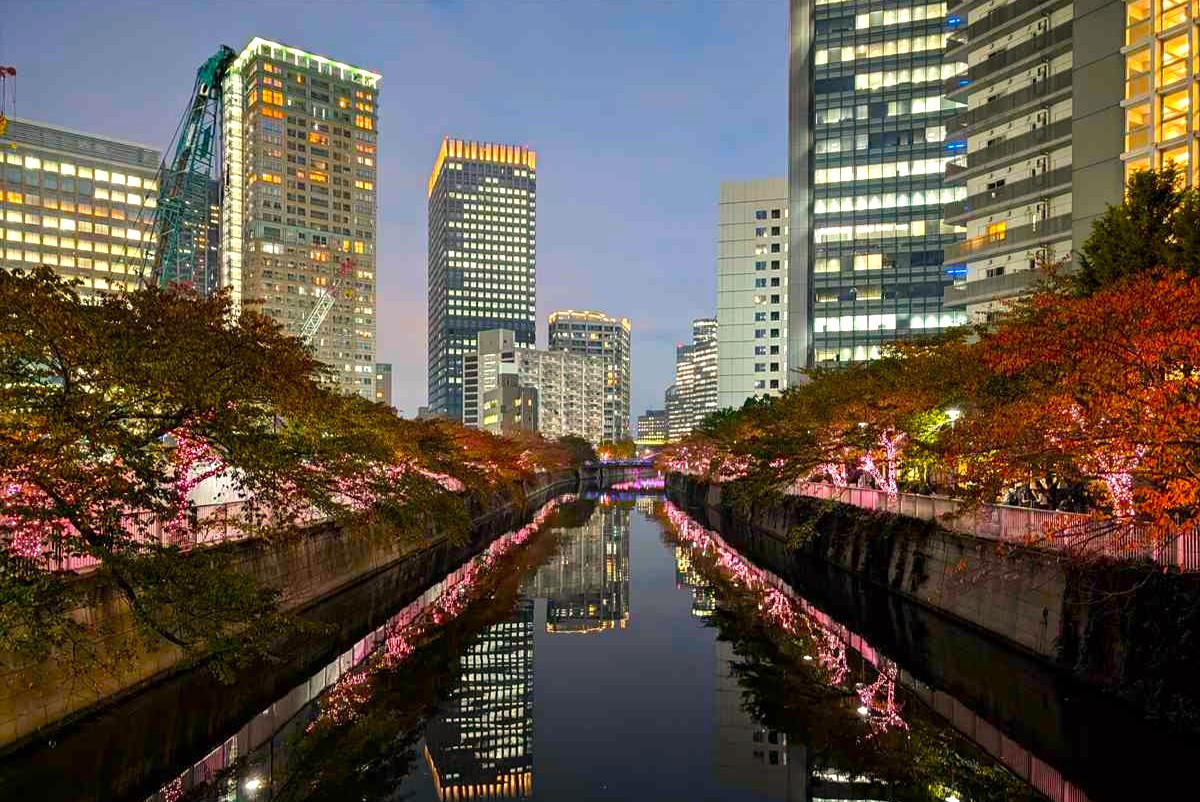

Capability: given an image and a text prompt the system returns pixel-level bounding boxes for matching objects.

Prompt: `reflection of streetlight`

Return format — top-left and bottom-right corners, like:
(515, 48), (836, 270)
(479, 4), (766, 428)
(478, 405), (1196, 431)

(245, 777), (264, 794)
(946, 407), (962, 423)
(856, 705), (870, 716)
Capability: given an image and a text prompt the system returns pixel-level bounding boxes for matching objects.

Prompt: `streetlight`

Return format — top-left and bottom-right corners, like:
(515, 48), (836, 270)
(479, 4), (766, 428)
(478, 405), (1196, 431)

(946, 407), (962, 423)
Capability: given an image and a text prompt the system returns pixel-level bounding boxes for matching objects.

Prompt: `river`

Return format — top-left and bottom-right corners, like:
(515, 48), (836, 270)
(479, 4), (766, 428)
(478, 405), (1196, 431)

(3, 488), (1194, 801)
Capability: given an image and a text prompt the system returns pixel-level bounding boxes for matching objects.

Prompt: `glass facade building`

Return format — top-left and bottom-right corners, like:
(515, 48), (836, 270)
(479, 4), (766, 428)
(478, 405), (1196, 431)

(427, 138), (537, 422)
(797, 0), (969, 366)
(0, 118), (160, 299)
(222, 37), (381, 399)
(547, 309), (631, 442)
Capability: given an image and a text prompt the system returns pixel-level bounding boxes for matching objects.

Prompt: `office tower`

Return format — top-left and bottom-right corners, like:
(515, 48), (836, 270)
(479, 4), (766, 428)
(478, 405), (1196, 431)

(668, 318), (719, 441)
(547, 310), (632, 442)
(197, 179), (222, 298)
(221, 37), (381, 399)
(791, 1), (969, 368)
(427, 138), (538, 422)
(0, 118), (160, 298)
(940, 0), (1124, 320)
(717, 179), (789, 407)
(527, 504), (630, 633)
(424, 599), (534, 799)
(463, 328), (604, 443)
(462, 329), (538, 435)
(636, 409), (669, 446)
(373, 362), (392, 407)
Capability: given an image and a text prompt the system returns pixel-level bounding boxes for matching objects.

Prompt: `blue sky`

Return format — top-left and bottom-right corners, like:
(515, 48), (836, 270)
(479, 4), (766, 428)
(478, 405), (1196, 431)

(1, 0), (787, 420)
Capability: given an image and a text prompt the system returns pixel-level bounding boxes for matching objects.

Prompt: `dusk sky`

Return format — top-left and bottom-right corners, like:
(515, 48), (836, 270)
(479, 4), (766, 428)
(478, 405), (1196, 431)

(2, 0), (787, 420)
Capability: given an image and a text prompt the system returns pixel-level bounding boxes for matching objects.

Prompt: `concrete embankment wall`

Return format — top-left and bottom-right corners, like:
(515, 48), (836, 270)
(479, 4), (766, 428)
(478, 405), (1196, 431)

(670, 475), (1200, 729)
(0, 473), (580, 751)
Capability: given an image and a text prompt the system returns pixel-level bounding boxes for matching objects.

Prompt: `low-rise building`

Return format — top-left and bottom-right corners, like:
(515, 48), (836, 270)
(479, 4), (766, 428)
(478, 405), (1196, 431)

(636, 409), (669, 446)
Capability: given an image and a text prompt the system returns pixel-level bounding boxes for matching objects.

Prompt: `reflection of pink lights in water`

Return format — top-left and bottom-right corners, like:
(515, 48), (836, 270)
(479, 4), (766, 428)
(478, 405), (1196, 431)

(308, 495), (574, 732)
(609, 477), (665, 491)
(662, 500), (906, 735)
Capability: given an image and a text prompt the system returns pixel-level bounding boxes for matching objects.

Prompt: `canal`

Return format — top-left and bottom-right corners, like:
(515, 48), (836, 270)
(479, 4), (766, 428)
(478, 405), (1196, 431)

(3, 489), (1196, 801)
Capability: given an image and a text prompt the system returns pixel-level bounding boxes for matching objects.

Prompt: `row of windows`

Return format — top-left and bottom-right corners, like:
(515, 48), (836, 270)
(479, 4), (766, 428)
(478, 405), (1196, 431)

(816, 95), (957, 125)
(815, 186), (965, 214)
(816, 157), (953, 184)
(2, 153), (157, 189)
(815, 126), (948, 154)
(814, 311), (967, 333)
(815, 34), (949, 66)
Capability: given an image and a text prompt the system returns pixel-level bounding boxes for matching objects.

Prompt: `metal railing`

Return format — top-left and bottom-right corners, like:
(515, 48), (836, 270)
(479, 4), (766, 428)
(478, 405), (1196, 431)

(945, 70), (1072, 135)
(787, 481), (1200, 572)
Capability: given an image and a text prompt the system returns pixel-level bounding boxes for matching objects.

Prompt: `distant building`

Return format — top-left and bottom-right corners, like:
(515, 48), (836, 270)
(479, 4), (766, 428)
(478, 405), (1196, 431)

(548, 310), (632, 442)
(464, 328), (604, 443)
(718, 179), (789, 408)
(424, 599), (534, 799)
(636, 409), (669, 446)
(373, 363), (393, 407)
(222, 37), (381, 399)
(0, 118), (160, 299)
(668, 318), (718, 441)
(427, 138), (537, 422)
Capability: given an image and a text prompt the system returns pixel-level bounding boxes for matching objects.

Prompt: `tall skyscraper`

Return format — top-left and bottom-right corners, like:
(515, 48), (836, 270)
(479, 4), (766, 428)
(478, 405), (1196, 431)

(940, 0), (1124, 321)
(717, 179), (789, 408)
(547, 309), (632, 442)
(424, 599), (534, 799)
(790, 1), (969, 368)
(221, 37), (381, 399)
(427, 138), (537, 422)
(668, 318), (719, 441)
(0, 118), (160, 298)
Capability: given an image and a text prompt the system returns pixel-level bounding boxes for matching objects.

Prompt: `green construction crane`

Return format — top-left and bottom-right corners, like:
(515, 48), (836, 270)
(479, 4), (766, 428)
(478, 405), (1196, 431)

(140, 45), (236, 294)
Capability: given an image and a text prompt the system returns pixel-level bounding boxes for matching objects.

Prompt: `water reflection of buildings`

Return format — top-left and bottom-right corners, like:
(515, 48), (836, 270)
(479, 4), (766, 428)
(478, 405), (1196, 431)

(424, 599), (535, 800)
(675, 546), (716, 617)
(528, 505), (630, 633)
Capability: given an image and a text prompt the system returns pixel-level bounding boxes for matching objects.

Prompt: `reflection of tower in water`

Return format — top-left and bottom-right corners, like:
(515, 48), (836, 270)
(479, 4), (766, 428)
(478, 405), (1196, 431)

(423, 599), (534, 800)
(675, 546), (716, 617)
(527, 504), (630, 633)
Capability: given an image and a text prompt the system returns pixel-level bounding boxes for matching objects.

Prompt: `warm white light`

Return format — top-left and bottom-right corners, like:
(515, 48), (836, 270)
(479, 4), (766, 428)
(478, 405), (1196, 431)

(244, 777), (264, 792)
(856, 705), (870, 716)
(946, 796), (961, 802)
(803, 655), (813, 661)
(946, 407), (962, 422)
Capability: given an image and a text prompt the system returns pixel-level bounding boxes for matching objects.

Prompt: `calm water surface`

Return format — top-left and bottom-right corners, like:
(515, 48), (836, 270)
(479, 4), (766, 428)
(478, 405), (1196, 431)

(10, 490), (1170, 801)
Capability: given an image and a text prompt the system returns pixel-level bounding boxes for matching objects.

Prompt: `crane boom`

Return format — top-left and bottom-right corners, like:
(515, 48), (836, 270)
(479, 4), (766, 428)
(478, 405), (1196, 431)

(300, 258), (355, 347)
(140, 45), (236, 293)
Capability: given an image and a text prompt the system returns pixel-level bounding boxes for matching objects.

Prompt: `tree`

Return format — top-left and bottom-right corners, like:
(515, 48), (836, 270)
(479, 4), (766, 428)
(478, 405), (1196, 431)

(0, 268), (501, 675)
(557, 435), (597, 467)
(1075, 165), (1200, 294)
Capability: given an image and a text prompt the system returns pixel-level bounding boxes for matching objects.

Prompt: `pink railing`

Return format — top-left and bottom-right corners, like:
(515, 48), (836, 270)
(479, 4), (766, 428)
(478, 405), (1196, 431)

(786, 481), (1200, 572)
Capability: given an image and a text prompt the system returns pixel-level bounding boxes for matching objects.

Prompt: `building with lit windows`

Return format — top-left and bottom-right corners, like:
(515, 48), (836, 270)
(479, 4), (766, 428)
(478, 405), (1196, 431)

(427, 137), (537, 422)
(464, 328), (604, 443)
(791, 0), (970, 367)
(668, 318), (719, 441)
(636, 409), (669, 446)
(221, 37), (380, 399)
(547, 309), (632, 442)
(939, 0), (1125, 319)
(1121, 0), (1196, 180)
(424, 599), (534, 800)
(0, 118), (160, 298)
(717, 179), (789, 407)
(373, 362), (392, 407)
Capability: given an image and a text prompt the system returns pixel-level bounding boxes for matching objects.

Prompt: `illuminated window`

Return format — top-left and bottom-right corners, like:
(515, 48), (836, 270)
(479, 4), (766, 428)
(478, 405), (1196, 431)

(1126, 47), (1151, 99)
(986, 221), (1007, 240)
(354, 115), (374, 131)
(1127, 0), (1151, 44)
(1126, 102), (1152, 149)
(853, 253), (883, 270)
(1160, 88), (1190, 142)
(1160, 33), (1190, 87)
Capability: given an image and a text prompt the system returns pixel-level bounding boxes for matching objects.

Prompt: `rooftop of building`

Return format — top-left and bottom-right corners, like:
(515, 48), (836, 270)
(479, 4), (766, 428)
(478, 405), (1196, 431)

(427, 136), (537, 197)
(548, 309), (631, 329)
(4, 117), (160, 167)
(234, 36), (382, 84)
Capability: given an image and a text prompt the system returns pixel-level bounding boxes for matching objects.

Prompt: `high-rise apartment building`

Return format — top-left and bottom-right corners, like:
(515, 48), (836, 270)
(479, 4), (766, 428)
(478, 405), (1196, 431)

(717, 179), (789, 408)
(791, 1), (969, 367)
(221, 37), (380, 399)
(463, 328), (604, 443)
(636, 409), (669, 446)
(939, 0), (1124, 319)
(0, 118), (160, 298)
(427, 138), (537, 422)
(548, 310), (632, 442)
(668, 318), (719, 441)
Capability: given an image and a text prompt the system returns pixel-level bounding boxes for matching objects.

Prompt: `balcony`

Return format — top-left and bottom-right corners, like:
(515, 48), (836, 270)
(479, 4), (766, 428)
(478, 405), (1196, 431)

(958, 0), (1071, 50)
(944, 165), (1073, 223)
(945, 70), (1072, 136)
(942, 267), (1047, 309)
(945, 22), (1073, 99)
(942, 213), (1073, 263)
(944, 118), (1073, 182)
